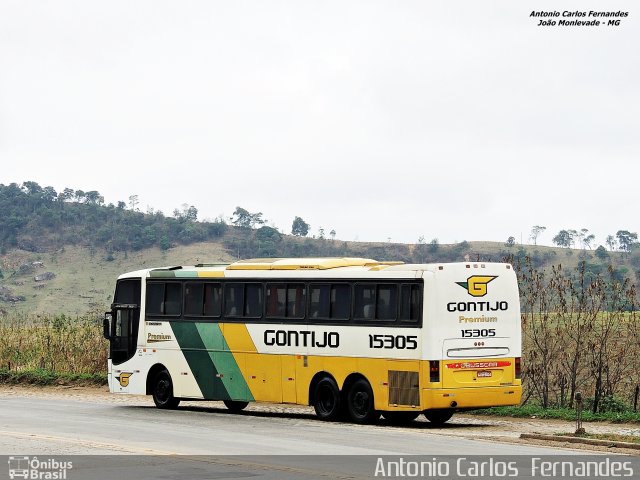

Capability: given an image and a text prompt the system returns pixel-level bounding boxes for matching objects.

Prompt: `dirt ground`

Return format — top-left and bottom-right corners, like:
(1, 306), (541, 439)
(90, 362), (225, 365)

(1, 384), (639, 455)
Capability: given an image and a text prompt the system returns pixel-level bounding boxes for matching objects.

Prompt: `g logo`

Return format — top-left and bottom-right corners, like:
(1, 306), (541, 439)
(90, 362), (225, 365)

(456, 276), (497, 297)
(116, 372), (133, 387)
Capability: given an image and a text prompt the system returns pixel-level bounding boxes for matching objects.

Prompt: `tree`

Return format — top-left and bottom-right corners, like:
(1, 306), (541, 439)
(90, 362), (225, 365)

(173, 204), (198, 222)
(128, 195), (139, 211)
(616, 230), (638, 253)
(318, 227), (325, 240)
(232, 207), (264, 228)
(553, 230), (575, 248)
(505, 236), (516, 247)
(595, 245), (608, 261)
(529, 225), (546, 245)
(291, 216), (310, 236)
(329, 229), (336, 240)
(605, 235), (617, 251)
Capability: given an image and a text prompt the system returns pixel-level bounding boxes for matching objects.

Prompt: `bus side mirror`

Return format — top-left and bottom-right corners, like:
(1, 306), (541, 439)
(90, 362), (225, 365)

(103, 312), (113, 339)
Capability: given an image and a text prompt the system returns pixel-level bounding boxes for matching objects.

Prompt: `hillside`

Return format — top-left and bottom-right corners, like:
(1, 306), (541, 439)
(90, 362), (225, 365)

(0, 181), (638, 315)
(0, 239), (636, 316)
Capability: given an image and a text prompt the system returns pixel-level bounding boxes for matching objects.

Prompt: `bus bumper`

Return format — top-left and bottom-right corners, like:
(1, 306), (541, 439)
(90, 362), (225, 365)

(422, 385), (522, 410)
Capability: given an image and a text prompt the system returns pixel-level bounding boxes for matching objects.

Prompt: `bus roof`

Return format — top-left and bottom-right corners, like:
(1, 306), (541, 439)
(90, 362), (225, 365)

(117, 258), (513, 280)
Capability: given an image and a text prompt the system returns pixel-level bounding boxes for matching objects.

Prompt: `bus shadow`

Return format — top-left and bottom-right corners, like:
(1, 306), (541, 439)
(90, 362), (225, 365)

(122, 404), (489, 430)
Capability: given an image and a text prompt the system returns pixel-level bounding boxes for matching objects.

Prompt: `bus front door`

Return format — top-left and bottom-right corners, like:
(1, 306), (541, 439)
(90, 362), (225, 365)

(105, 304), (140, 365)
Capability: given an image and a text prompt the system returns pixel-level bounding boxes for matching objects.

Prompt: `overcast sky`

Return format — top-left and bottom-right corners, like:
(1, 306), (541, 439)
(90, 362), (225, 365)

(1, 1), (638, 246)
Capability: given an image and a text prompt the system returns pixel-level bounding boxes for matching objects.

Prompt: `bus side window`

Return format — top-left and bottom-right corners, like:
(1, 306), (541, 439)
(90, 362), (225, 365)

(164, 283), (182, 316)
(330, 284), (350, 320)
(146, 283), (164, 315)
(354, 284), (375, 320)
(400, 284), (420, 323)
(266, 284), (286, 317)
(203, 283), (221, 317)
(225, 284), (244, 317)
(184, 283), (204, 315)
(376, 284), (397, 321)
(267, 284), (305, 319)
(309, 284), (330, 318)
(244, 283), (263, 317)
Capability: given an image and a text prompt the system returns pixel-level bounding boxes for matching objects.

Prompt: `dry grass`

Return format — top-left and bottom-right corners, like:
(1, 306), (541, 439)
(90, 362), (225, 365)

(0, 312), (107, 375)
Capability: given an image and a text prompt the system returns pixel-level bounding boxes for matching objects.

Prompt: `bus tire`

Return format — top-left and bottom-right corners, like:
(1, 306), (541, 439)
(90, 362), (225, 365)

(381, 411), (420, 424)
(313, 377), (341, 421)
(152, 369), (180, 409)
(346, 379), (379, 423)
(424, 410), (453, 425)
(224, 400), (249, 412)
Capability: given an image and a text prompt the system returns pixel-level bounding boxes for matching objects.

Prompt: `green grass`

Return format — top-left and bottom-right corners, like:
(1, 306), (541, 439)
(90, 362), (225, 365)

(469, 405), (640, 423)
(0, 368), (107, 386)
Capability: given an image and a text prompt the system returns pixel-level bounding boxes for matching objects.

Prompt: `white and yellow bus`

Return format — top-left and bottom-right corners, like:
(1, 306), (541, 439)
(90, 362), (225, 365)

(104, 257), (522, 424)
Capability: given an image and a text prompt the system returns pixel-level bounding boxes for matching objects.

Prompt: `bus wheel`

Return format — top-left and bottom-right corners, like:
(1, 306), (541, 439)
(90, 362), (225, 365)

(313, 377), (341, 421)
(346, 379), (379, 423)
(224, 400), (249, 412)
(381, 411), (420, 424)
(424, 410), (453, 425)
(152, 370), (180, 409)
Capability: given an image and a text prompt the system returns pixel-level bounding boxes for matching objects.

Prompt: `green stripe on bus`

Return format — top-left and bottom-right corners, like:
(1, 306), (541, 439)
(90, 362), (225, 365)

(195, 323), (254, 401)
(170, 322), (229, 400)
(170, 322), (252, 402)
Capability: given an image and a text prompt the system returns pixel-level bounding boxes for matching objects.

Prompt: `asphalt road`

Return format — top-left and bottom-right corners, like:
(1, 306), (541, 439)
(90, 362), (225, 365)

(0, 394), (607, 479)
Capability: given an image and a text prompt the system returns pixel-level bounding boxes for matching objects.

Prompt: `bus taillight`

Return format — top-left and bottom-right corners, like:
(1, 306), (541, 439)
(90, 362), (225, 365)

(515, 357), (521, 379)
(429, 361), (440, 382)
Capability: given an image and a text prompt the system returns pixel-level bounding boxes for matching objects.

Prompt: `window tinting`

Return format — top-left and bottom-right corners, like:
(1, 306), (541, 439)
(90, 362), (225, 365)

(225, 283), (262, 317)
(146, 283), (164, 315)
(266, 284), (305, 319)
(146, 282), (181, 316)
(309, 284), (350, 320)
(355, 283), (398, 321)
(376, 284), (397, 320)
(184, 282), (221, 317)
(225, 284), (244, 317)
(245, 283), (263, 317)
(400, 284), (421, 322)
(203, 283), (222, 316)
(164, 283), (182, 315)
(184, 283), (204, 315)
(114, 279), (141, 305)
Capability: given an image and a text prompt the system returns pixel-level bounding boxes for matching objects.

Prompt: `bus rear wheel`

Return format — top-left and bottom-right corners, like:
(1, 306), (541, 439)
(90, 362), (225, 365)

(424, 410), (453, 425)
(313, 377), (341, 421)
(346, 379), (379, 423)
(224, 400), (249, 412)
(152, 370), (180, 409)
(381, 411), (420, 424)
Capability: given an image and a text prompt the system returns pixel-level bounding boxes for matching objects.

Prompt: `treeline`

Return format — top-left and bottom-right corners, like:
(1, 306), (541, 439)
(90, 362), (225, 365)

(0, 181), (476, 263)
(0, 182), (227, 254)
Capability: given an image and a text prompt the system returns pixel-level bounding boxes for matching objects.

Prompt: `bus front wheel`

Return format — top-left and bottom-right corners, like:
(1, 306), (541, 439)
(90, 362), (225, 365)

(152, 370), (180, 409)
(424, 410), (453, 425)
(346, 379), (379, 423)
(313, 377), (341, 421)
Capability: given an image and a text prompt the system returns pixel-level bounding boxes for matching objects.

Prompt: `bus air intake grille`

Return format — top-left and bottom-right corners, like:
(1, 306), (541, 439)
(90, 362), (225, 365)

(388, 370), (420, 406)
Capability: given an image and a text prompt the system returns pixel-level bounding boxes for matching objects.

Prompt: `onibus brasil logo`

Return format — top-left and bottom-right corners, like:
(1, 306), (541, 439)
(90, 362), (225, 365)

(456, 275), (497, 297)
(8, 456), (72, 479)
